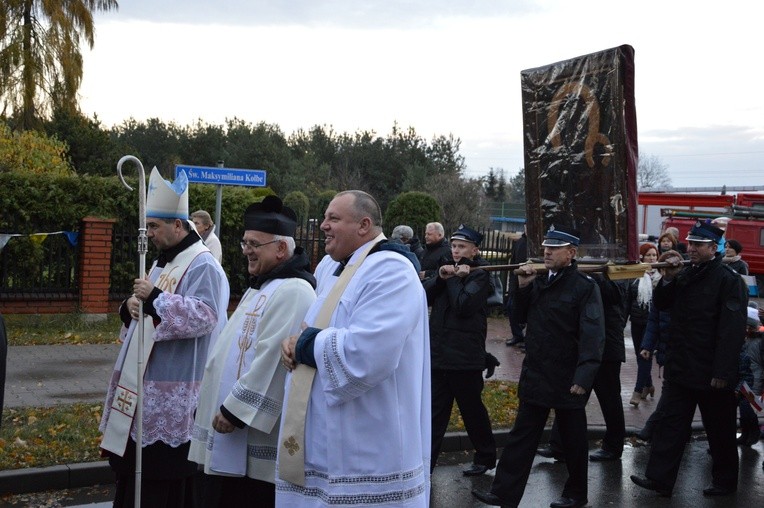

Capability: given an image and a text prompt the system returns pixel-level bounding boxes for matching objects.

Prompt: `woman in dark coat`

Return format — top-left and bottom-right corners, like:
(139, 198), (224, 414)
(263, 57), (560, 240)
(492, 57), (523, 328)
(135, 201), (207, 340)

(626, 243), (661, 406)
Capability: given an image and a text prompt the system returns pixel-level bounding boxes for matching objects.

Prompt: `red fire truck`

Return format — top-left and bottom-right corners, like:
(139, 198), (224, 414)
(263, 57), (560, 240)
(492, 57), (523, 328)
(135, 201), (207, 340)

(637, 192), (764, 290)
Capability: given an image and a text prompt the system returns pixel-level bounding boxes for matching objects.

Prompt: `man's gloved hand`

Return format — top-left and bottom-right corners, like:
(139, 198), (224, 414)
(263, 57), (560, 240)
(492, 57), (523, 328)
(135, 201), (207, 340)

(484, 353), (501, 378)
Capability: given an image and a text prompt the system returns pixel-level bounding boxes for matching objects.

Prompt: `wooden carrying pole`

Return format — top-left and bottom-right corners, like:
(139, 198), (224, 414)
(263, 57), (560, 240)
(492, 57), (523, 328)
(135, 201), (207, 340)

(474, 260), (689, 280)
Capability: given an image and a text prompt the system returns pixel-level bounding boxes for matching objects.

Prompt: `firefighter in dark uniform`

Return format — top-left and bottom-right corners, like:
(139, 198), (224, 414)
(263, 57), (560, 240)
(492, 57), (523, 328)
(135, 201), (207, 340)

(425, 225), (497, 476)
(631, 220), (748, 498)
(537, 274), (627, 462)
(472, 225), (605, 508)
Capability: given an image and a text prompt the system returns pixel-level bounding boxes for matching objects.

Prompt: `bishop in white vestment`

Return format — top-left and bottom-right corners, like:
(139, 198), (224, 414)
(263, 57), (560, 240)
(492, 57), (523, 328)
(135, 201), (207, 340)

(277, 191), (431, 507)
(190, 196), (317, 507)
(100, 167), (230, 507)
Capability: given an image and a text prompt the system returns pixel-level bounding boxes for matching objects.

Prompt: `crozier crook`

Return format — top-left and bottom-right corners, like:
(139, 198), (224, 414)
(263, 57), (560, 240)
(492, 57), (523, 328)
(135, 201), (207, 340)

(116, 154), (147, 508)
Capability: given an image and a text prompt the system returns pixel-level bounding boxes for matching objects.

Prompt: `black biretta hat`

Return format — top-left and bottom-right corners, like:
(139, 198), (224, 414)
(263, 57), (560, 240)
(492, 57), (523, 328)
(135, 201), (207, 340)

(243, 196), (297, 236)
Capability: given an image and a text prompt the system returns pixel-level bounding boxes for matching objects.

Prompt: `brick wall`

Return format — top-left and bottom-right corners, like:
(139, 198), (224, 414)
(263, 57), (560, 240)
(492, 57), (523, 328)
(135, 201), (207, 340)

(0, 217), (116, 315)
(78, 217), (117, 315)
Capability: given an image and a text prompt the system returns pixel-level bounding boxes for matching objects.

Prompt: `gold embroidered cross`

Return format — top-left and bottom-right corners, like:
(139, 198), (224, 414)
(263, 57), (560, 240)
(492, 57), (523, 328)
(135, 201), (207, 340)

(283, 436), (300, 456)
(236, 295), (268, 377)
(116, 390), (134, 413)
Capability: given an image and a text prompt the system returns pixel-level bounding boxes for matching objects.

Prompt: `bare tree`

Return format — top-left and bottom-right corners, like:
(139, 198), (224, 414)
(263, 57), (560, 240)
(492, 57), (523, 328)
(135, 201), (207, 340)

(426, 173), (488, 228)
(637, 154), (672, 190)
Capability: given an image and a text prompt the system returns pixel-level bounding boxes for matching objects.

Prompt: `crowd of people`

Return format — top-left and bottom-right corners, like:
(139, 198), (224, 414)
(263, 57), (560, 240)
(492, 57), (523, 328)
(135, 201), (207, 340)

(492, 220), (763, 507)
(94, 171), (762, 508)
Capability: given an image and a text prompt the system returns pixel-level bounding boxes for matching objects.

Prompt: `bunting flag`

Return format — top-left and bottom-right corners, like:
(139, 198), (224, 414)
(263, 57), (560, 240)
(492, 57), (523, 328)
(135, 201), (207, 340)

(63, 231), (79, 247)
(0, 230), (78, 253)
(29, 233), (49, 247)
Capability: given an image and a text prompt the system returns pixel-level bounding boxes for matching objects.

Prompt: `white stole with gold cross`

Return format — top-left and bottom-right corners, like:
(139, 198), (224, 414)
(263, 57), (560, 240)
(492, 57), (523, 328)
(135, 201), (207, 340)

(278, 234), (384, 486)
(101, 241), (210, 456)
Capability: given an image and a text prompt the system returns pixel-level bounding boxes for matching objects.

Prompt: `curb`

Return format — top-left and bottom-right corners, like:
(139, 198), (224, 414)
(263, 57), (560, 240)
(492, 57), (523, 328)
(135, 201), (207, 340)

(0, 460), (113, 495)
(0, 424), (707, 496)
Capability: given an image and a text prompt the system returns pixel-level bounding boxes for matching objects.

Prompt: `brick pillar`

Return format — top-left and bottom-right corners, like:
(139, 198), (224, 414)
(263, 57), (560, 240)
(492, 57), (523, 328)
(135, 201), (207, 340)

(78, 217), (117, 316)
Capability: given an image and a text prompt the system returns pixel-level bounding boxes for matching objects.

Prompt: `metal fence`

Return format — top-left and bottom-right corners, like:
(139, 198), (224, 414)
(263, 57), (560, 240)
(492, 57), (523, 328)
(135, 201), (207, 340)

(3, 220), (516, 303)
(109, 220), (330, 300)
(0, 232), (78, 294)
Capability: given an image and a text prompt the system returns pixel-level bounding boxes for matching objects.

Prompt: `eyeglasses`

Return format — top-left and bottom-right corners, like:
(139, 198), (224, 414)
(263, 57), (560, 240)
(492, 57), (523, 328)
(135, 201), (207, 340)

(240, 239), (280, 250)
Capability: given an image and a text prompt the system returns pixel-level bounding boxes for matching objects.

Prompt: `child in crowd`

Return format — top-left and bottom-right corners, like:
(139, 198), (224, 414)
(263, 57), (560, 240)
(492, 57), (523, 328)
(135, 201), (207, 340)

(737, 303), (763, 446)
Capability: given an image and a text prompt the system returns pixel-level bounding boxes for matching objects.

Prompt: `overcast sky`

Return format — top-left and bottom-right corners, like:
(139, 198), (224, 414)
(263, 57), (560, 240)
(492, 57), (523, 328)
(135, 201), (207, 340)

(81, 0), (764, 190)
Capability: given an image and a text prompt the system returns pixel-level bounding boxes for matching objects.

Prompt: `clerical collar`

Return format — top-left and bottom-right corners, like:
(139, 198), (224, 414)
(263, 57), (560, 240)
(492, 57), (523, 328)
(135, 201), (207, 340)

(332, 255), (352, 277)
(156, 232), (201, 267)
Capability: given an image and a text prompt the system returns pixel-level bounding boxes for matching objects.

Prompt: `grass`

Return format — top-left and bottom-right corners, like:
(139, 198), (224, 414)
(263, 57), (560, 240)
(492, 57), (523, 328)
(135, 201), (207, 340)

(0, 381), (519, 470)
(1, 313), (521, 470)
(4, 313), (123, 346)
(0, 403), (104, 470)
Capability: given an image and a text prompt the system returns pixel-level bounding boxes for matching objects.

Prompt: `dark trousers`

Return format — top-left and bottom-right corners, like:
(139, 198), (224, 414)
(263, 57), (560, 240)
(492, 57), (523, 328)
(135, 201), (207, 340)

(194, 471), (275, 508)
(548, 362), (625, 455)
(506, 294), (525, 339)
(591, 361), (625, 454)
(491, 402), (588, 505)
(641, 380), (670, 439)
(109, 439), (196, 508)
(630, 321), (653, 392)
(431, 369), (496, 469)
(646, 382), (738, 490)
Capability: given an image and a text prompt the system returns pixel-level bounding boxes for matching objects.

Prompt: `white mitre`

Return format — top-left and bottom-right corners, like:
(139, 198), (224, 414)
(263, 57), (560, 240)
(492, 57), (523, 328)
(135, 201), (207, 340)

(146, 167), (189, 219)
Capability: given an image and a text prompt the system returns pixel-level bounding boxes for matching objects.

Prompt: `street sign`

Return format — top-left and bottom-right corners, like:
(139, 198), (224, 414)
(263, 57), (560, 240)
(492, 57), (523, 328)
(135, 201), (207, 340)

(175, 165), (267, 187)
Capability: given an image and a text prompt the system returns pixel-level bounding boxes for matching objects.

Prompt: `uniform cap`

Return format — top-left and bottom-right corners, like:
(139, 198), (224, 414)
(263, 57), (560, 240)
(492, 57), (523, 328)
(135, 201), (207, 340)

(686, 220), (724, 243)
(541, 224), (580, 247)
(450, 224), (483, 246)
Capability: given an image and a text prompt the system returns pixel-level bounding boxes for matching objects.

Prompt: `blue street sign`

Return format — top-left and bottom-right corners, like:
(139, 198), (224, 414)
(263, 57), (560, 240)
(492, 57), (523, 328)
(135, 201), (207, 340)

(175, 165), (267, 187)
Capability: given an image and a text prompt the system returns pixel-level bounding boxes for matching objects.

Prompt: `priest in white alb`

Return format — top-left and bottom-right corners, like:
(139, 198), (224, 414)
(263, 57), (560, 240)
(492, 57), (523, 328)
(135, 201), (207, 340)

(99, 167), (230, 507)
(189, 196), (317, 507)
(278, 190), (431, 507)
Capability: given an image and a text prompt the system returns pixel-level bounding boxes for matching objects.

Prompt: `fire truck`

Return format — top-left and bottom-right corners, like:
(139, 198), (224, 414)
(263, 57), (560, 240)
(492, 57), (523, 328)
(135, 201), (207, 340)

(637, 192), (764, 291)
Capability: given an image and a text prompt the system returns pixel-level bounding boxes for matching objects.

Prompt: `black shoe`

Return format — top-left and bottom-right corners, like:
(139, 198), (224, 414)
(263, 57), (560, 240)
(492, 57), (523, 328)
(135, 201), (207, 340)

(589, 449), (621, 462)
(462, 463), (492, 476)
(536, 446), (565, 462)
(505, 336), (524, 347)
(635, 429), (651, 442)
(744, 429), (761, 446)
(630, 475), (672, 497)
(549, 497), (587, 508)
(471, 488), (517, 507)
(736, 430), (749, 445)
(702, 483), (736, 496)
